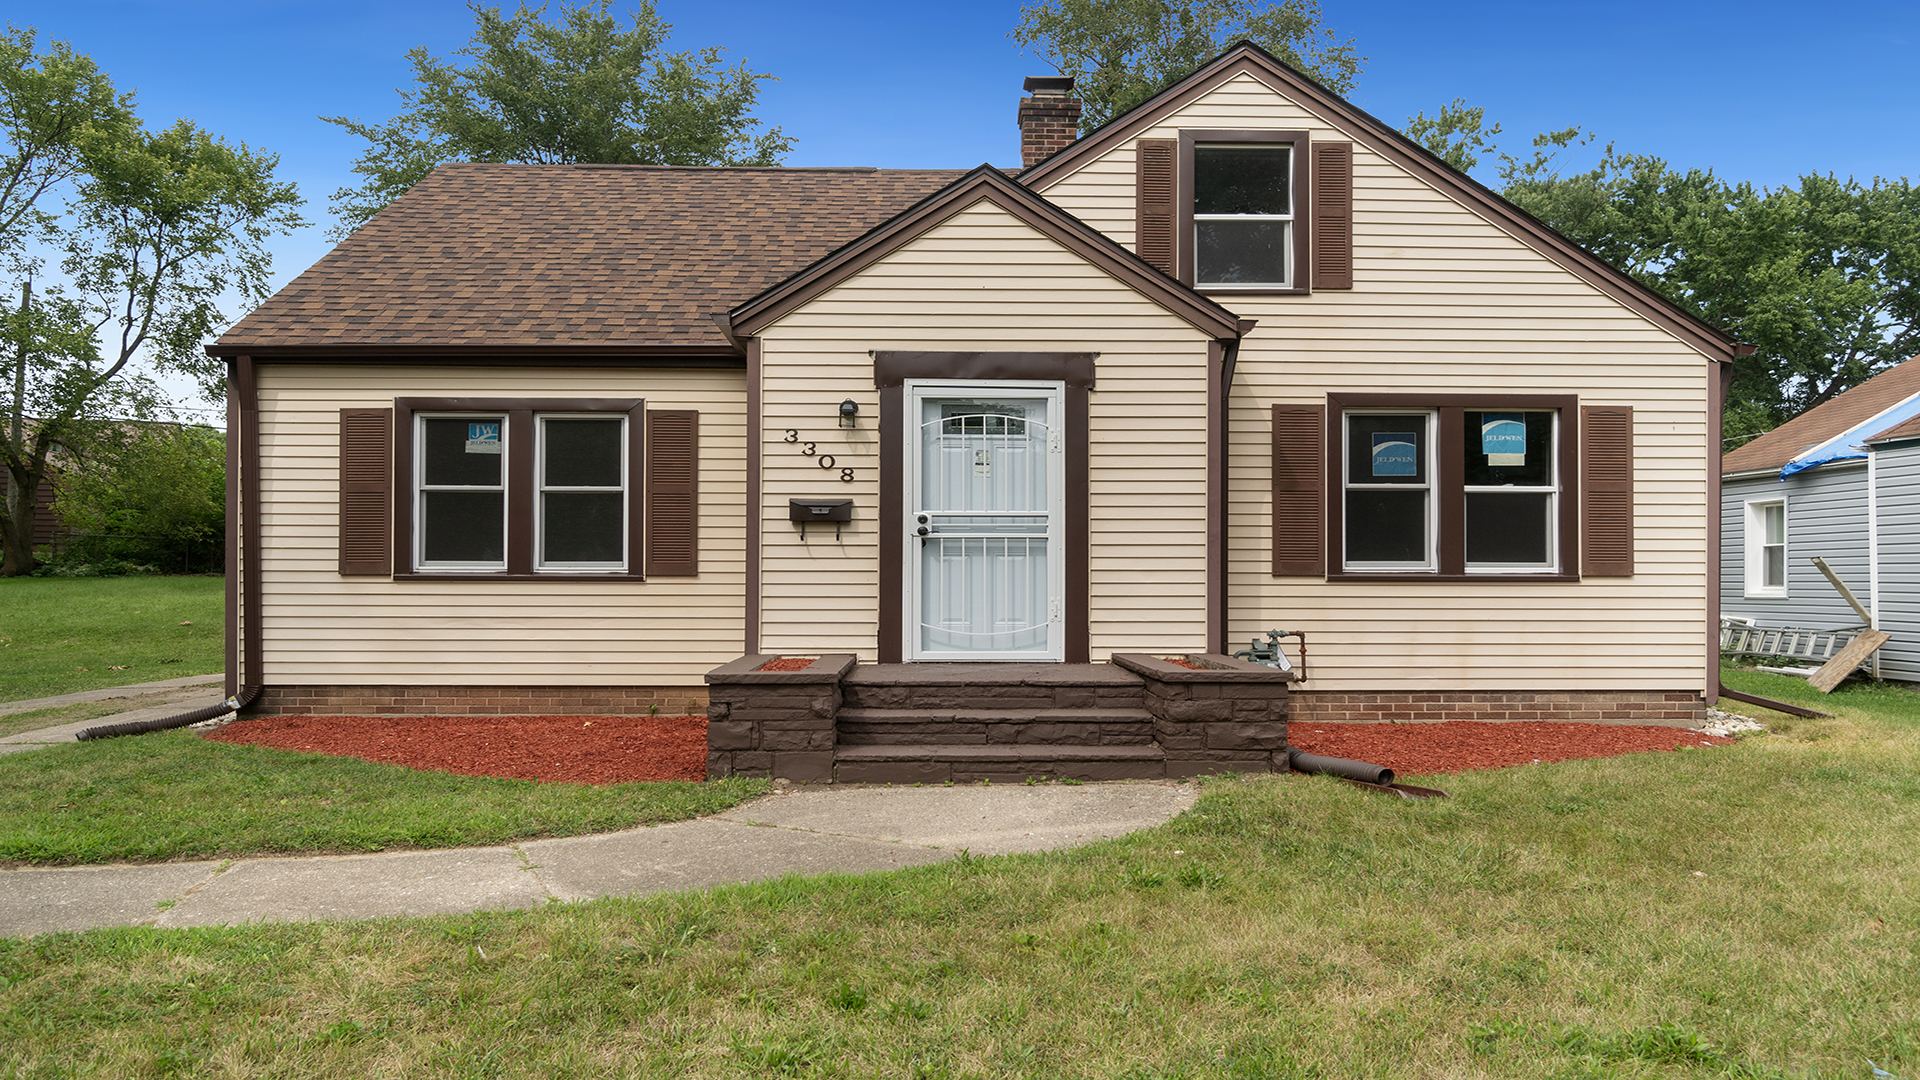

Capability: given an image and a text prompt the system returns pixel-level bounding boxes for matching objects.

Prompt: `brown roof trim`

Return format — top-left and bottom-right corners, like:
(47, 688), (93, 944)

(205, 343), (745, 362)
(1021, 42), (1741, 362)
(730, 165), (1243, 340)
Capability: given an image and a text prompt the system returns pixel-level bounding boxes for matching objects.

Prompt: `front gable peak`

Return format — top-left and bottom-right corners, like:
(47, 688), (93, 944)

(727, 165), (1243, 341)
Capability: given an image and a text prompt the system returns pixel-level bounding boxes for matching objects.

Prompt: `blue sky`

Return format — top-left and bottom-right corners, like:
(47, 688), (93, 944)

(17, 0), (1919, 406)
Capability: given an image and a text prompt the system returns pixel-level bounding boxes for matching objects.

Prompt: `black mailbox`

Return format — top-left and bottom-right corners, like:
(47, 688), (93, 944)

(789, 499), (853, 540)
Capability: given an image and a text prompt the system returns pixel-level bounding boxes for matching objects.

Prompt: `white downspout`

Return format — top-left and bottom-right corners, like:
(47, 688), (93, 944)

(1868, 448), (1882, 677)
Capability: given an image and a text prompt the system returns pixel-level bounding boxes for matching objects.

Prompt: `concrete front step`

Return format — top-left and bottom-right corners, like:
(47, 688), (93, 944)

(833, 743), (1166, 784)
(835, 707), (1155, 747)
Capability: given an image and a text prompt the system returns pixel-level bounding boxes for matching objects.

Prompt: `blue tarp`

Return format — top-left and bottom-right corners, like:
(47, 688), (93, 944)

(1780, 390), (1920, 479)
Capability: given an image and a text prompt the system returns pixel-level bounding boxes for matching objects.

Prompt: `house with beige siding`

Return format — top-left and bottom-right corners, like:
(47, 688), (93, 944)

(208, 45), (1743, 782)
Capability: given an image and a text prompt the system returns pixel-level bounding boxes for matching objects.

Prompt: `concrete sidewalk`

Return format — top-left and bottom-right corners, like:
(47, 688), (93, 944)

(0, 673), (227, 756)
(0, 782), (1198, 938)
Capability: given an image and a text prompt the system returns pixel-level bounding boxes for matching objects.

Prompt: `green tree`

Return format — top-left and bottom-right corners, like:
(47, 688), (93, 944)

(52, 422), (225, 573)
(1403, 102), (1919, 446)
(1011, 0), (1363, 131)
(323, 0), (793, 237)
(1, 26), (303, 576)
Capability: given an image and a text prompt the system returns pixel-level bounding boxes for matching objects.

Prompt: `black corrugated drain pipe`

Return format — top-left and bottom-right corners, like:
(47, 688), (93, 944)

(1287, 748), (1450, 799)
(76, 685), (260, 741)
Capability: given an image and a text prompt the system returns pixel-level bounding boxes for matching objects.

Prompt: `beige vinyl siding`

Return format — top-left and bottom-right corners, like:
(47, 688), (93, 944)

(757, 199), (1215, 659)
(1043, 71), (1713, 692)
(255, 364), (745, 685)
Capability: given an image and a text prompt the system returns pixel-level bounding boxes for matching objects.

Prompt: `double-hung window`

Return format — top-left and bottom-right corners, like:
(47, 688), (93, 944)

(536, 415), (627, 569)
(1329, 395), (1578, 580)
(1744, 499), (1787, 597)
(397, 398), (648, 579)
(417, 414), (510, 570)
(1194, 143), (1295, 288)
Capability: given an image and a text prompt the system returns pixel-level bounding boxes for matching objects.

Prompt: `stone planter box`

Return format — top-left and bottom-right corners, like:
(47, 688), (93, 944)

(704, 654), (856, 783)
(1110, 653), (1293, 777)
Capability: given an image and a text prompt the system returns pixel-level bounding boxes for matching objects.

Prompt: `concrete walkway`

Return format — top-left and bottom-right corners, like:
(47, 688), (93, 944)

(0, 673), (227, 755)
(0, 783), (1197, 938)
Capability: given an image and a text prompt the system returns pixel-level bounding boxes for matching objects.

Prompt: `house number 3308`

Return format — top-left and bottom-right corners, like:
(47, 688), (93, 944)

(785, 430), (854, 482)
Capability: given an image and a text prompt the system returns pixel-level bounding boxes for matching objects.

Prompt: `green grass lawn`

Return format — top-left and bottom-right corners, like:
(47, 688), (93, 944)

(1, 667), (1915, 1078)
(0, 575), (225, 702)
(0, 729), (767, 865)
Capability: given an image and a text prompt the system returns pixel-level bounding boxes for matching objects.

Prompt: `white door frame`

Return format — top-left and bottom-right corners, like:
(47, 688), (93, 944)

(903, 379), (1067, 662)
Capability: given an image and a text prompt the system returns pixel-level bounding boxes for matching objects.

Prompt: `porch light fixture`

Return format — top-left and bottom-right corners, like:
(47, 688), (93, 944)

(838, 398), (859, 429)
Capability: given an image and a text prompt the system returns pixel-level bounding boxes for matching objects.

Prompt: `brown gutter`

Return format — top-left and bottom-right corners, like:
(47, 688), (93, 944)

(1718, 684), (1831, 719)
(1207, 339), (1227, 654)
(224, 365), (239, 699)
(235, 355), (264, 697)
(1706, 344), (1756, 705)
(204, 343), (744, 362)
(744, 338), (761, 655)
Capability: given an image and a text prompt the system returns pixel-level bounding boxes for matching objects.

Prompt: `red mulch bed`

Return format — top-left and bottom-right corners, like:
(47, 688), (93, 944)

(1287, 721), (1730, 776)
(756, 657), (818, 672)
(204, 715), (709, 785)
(1163, 657), (1208, 670)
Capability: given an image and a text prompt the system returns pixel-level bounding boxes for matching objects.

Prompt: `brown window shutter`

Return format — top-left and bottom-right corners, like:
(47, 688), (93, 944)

(338, 408), (392, 576)
(1311, 142), (1353, 290)
(1581, 405), (1634, 576)
(1135, 138), (1177, 276)
(646, 409), (699, 576)
(1271, 404), (1326, 576)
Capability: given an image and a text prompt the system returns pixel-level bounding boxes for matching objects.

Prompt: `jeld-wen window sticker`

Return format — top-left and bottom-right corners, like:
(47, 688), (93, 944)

(465, 422), (502, 454)
(1480, 412), (1526, 465)
(1370, 432), (1418, 476)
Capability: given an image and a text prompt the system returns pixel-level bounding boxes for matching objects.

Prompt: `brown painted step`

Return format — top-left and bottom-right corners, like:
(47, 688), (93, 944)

(833, 743), (1165, 784)
(834, 707), (1155, 746)
(841, 663), (1147, 711)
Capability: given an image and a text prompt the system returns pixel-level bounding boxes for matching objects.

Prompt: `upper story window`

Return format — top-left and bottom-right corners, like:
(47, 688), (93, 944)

(1194, 144), (1294, 288)
(1175, 130), (1311, 295)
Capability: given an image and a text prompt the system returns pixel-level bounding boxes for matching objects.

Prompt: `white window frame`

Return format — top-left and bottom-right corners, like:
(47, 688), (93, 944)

(534, 413), (629, 573)
(414, 412), (509, 573)
(1193, 142), (1294, 290)
(1341, 409), (1438, 572)
(1744, 497), (1788, 598)
(1464, 411), (1562, 574)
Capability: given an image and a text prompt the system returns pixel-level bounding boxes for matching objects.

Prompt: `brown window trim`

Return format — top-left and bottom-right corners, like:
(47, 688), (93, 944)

(392, 397), (645, 581)
(1178, 129), (1311, 296)
(1325, 393), (1580, 582)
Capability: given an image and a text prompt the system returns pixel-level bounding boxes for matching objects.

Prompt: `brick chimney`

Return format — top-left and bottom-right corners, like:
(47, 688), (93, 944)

(1017, 76), (1081, 167)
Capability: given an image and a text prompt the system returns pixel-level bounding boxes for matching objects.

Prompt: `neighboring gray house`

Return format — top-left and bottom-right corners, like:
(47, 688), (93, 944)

(1721, 357), (1920, 682)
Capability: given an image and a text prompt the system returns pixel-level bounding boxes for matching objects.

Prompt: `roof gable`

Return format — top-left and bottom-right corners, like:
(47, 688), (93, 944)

(728, 165), (1244, 340)
(1020, 42), (1740, 362)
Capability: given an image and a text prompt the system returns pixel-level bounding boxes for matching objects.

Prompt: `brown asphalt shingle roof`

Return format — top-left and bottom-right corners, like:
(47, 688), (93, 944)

(1867, 411), (1920, 444)
(217, 163), (969, 352)
(1722, 356), (1920, 474)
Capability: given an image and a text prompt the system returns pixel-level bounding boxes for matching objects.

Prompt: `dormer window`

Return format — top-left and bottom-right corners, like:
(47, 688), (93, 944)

(1194, 144), (1294, 287)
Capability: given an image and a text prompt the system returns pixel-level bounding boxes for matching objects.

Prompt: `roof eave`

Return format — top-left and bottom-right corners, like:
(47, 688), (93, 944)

(203, 342), (747, 361)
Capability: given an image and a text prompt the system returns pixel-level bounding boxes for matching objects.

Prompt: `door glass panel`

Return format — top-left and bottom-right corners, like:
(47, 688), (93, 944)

(916, 396), (1052, 657)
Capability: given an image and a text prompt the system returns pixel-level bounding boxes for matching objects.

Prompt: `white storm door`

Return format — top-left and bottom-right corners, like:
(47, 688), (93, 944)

(905, 382), (1066, 661)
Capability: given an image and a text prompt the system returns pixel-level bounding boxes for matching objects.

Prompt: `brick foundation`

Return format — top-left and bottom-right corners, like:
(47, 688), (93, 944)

(1287, 690), (1706, 726)
(248, 684), (709, 717)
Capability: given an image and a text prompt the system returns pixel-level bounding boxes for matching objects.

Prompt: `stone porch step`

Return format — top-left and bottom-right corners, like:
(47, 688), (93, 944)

(833, 743), (1165, 783)
(835, 707), (1155, 746)
(840, 663), (1147, 711)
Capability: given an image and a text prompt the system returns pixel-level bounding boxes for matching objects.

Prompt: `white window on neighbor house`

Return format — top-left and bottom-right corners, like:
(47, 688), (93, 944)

(1744, 498), (1787, 597)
